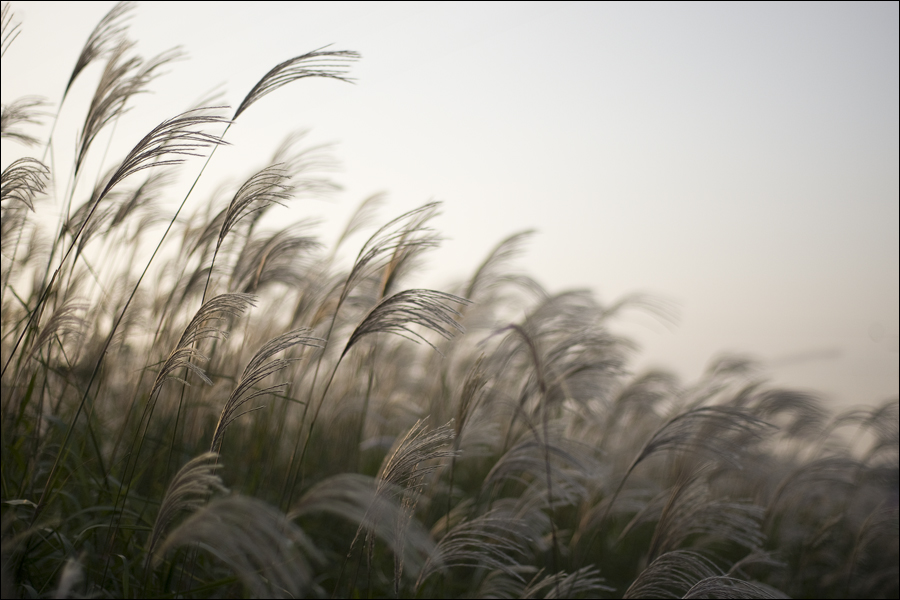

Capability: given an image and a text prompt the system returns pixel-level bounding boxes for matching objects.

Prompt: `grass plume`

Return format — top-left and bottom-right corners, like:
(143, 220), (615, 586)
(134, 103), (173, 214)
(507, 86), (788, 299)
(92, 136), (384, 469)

(1, 4), (896, 599)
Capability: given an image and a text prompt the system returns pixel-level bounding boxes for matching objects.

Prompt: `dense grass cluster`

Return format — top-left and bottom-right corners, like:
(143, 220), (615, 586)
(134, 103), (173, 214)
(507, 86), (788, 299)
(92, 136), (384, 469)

(2, 3), (898, 598)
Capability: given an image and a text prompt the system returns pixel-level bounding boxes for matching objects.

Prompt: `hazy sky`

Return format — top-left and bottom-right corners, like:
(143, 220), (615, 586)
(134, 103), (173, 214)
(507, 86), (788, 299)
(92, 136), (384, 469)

(3, 1), (898, 408)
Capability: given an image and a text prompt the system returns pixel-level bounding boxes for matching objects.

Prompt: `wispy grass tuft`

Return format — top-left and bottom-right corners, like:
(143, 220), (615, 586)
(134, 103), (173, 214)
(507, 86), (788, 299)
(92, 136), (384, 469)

(342, 289), (469, 358)
(210, 327), (323, 452)
(1, 97), (48, 146)
(1, 157), (48, 210)
(145, 451), (227, 570)
(153, 495), (319, 599)
(63, 1), (135, 99)
(233, 47), (360, 120)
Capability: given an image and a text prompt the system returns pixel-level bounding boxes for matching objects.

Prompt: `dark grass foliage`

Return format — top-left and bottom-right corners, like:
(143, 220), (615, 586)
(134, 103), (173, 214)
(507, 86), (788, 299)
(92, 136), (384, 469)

(1, 3), (897, 598)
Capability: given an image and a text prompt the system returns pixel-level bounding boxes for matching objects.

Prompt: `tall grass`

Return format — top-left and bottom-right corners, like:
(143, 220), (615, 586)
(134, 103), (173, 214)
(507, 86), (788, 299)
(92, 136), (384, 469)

(2, 3), (897, 598)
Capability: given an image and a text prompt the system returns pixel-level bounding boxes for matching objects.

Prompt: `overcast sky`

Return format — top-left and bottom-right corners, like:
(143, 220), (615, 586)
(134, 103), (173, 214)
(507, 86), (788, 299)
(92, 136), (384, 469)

(3, 1), (898, 408)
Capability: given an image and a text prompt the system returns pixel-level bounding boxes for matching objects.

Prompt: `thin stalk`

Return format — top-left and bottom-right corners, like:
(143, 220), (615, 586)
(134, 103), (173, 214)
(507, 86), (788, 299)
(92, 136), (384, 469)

(283, 351), (343, 508)
(279, 286), (344, 509)
(356, 346), (377, 471)
(34, 115), (231, 527)
(96, 122), (232, 591)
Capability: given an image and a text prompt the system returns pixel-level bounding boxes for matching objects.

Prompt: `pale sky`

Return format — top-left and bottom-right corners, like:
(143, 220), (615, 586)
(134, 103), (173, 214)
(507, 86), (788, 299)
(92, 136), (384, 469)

(3, 1), (898, 408)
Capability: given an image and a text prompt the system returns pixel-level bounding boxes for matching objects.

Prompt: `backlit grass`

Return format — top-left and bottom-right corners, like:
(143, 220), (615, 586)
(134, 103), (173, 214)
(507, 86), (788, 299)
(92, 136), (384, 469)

(2, 3), (897, 598)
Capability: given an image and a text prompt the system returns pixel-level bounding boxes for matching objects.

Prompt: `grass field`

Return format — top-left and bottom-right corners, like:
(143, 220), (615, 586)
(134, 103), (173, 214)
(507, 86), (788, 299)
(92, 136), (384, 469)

(2, 3), (897, 598)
